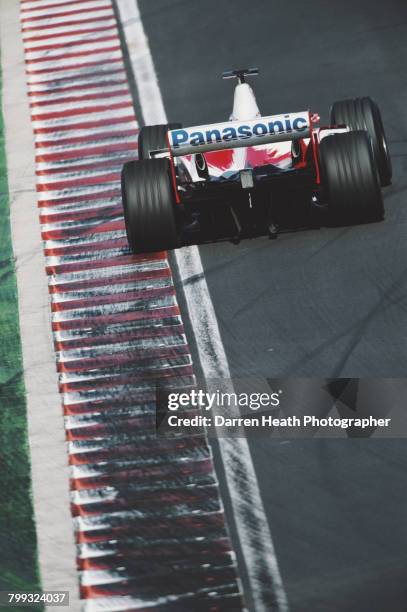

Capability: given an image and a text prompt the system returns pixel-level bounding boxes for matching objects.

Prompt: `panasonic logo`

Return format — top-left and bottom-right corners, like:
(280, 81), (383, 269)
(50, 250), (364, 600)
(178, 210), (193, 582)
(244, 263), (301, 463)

(168, 112), (310, 156)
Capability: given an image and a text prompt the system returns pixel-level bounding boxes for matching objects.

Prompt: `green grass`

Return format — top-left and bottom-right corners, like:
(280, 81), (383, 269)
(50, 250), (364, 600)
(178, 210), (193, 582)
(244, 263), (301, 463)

(0, 65), (42, 610)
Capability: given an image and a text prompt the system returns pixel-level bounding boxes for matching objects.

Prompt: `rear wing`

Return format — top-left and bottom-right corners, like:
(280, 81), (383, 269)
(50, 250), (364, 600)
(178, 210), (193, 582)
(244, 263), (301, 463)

(168, 112), (310, 157)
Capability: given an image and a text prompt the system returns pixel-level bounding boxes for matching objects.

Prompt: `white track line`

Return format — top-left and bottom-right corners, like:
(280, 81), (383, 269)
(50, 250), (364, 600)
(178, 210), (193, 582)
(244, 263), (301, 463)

(115, 2), (289, 610)
(0, 3), (81, 611)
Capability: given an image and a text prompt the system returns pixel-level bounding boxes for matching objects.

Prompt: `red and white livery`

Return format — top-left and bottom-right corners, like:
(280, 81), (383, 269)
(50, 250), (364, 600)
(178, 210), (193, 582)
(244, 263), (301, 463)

(122, 68), (391, 253)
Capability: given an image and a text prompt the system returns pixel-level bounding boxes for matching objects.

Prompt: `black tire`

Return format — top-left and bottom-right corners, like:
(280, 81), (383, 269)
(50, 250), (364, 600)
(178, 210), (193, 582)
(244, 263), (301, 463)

(138, 123), (182, 159)
(121, 158), (180, 253)
(330, 97), (392, 186)
(319, 130), (384, 224)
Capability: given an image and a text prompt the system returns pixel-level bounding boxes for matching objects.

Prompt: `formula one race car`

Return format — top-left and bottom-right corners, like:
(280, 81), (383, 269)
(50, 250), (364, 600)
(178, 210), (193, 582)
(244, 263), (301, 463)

(121, 68), (391, 253)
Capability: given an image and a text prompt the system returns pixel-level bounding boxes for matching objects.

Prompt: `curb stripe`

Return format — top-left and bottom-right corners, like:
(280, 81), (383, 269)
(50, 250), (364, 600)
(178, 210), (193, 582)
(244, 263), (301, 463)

(35, 131), (137, 150)
(27, 57), (122, 75)
(22, 3), (111, 17)
(31, 89), (130, 106)
(28, 67), (125, 86)
(32, 101), (132, 121)
(21, 1), (109, 12)
(37, 142), (137, 162)
(25, 35), (119, 54)
(34, 116), (136, 134)
(23, 24), (117, 44)
(22, 14), (115, 33)
(26, 45), (122, 64)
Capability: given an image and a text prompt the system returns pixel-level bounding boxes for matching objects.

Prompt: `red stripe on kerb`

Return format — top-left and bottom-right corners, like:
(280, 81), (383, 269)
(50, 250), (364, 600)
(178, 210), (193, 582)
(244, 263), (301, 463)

(32, 100), (132, 121)
(29, 80), (128, 98)
(22, 15), (115, 33)
(25, 44), (121, 65)
(56, 323), (182, 352)
(35, 129), (137, 149)
(37, 156), (135, 176)
(52, 305), (181, 331)
(23, 24), (116, 43)
(37, 142), (136, 162)
(21, 6), (112, 24)
(69, 436), (201, 464)
(56, 326), (181, 354)
(28, 67), (123, 86)
(58, 345), (190, 373)
(34, 115), (135, 134)
(31, 89), (130, 107)
(69, 454), (211, 484)
(25, 35), (118, 53)
(77, 541), (231, 571)
(22, 1), (110, 14)
(36, 172), (120, 191)
(26, 57), (120, 75)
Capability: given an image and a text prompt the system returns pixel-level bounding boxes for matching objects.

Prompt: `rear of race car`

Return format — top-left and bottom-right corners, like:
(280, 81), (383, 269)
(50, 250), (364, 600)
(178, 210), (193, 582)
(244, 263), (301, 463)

(122, 111), (318, 252)
(122, 101), (390, 253)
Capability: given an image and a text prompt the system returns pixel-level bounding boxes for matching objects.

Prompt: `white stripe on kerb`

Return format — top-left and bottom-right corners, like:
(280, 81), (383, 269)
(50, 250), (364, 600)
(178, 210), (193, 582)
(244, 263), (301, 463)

(115, 1), (289, 611)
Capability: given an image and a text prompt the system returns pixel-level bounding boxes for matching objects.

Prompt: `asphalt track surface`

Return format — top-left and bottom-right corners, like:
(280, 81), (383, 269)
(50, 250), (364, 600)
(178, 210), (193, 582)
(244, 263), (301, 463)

(136, 1), (407, 611)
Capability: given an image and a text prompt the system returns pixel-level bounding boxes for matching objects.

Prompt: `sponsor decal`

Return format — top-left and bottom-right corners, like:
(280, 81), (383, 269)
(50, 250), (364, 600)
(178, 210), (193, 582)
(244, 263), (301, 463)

(169, 112), (310, 155)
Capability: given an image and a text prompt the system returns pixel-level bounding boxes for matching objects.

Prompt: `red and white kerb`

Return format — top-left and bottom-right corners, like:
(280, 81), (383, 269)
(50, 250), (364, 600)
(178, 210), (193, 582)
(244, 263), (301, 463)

(20, 1), (243, 610)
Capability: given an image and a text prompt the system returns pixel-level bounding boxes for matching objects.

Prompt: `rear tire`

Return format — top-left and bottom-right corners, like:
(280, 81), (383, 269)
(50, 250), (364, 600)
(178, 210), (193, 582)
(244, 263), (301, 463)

(121, 158), (181, 253)
(330, 97), (392, 186)
(138, 123), (182, 159)
(319, 130), (384, 225)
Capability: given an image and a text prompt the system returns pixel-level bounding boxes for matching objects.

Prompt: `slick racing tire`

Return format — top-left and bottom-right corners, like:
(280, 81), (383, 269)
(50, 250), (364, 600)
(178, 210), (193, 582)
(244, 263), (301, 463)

(121, 158), (181, 253)
(138, 123), (182, 159)
(330, 97), (392, 186)
(319, 130), (384, 225)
